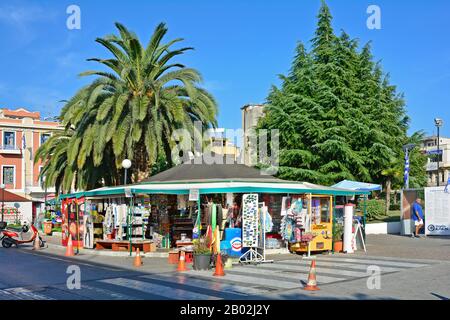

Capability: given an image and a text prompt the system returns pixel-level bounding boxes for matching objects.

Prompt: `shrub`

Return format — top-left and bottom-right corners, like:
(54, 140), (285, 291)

(358, 199), (386, 221)
(333, 223), (344, 241)
(389, 204), (400, 211)
(193, 236), (211, 255)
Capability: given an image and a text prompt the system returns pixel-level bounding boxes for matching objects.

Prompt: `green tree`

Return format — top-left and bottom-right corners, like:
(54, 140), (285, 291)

(258, 0), (427, 194)
(36, 22), (218, 193)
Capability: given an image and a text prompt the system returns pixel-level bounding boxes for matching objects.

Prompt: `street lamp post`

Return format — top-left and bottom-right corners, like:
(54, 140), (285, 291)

(42, 176), (47, 215)
(1, 184), (5, 222)
(122, 159), (132, 185)
(434, 118), (444, 186)
(121, 159), (132, 256)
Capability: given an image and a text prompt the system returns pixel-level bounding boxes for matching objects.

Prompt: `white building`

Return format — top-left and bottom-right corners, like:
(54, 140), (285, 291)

(421, 135), (450, 186)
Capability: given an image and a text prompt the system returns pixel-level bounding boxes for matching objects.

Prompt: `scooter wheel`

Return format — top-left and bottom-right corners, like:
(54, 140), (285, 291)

(2, 238), (13, 248)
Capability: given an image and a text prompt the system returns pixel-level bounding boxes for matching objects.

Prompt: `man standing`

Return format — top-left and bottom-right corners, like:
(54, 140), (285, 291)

(411, 198), (424, 238)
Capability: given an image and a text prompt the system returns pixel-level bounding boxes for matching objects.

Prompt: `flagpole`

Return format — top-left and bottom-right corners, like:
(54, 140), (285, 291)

(404, 149), (409, 190)
(403, 143), (415, 190)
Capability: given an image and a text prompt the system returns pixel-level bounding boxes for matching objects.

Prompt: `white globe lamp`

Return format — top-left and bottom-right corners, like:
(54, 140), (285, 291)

(122, 159), (132, 185)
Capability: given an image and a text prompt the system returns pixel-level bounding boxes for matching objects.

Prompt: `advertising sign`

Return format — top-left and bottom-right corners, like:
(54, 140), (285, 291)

(189, 189), (199, 201)
(223, 228), (242, 257)
(1, 207), (22, 224)
(425, 187), (450, 236)
(242, 194), (259, 248)
(83, 214), (94, 249)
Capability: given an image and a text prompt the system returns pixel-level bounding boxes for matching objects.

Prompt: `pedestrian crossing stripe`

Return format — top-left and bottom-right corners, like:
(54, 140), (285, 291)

(182, 270), (299, 289)
(223, 264), (347, 283)
(312, 257), (430, 268)
(253, 262), (369, 278)
(1, 287), (54, 300)
(99, 277), (222, 300)
(79, 283), (138, 300)
(278, 259), (404, 273)
(142, 274), (255, 296)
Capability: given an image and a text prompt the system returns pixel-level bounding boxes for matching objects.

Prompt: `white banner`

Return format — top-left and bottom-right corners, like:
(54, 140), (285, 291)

(424, 187), (450, 236)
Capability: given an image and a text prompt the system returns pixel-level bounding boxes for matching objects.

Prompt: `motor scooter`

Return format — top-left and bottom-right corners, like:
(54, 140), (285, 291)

(0, 221), (45, 248)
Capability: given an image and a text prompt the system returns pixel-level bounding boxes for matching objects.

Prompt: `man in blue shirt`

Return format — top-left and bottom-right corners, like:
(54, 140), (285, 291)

(411, 198), (424, 238)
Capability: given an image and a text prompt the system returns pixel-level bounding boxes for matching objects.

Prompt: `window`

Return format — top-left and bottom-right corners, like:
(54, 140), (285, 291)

(320, 198), (331, 223)
(3, 131), (15, 149)
(40, 133), (51, 145)
(2, 166), (14, 185)
(39, 166), (44, 187)
(430, 154), (443, 162)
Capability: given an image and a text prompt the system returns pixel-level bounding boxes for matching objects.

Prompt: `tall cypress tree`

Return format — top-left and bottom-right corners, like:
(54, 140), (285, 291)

(259, 0), (427, 192)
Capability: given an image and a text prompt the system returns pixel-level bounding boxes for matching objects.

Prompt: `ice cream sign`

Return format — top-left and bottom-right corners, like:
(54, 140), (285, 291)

(230, 237), (242, 252)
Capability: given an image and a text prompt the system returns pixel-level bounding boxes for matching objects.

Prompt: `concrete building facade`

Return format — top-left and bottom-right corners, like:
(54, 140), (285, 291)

(0, 108), (62, 219)
(241, 104), (265, 166)
(421, 135), (450, 186)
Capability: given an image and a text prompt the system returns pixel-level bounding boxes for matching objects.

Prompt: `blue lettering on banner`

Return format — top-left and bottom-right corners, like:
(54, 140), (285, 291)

(428, 224), (449, 232)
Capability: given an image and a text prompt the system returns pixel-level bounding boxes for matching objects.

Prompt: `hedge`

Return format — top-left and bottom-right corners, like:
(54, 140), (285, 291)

(359, 199), (386, 221)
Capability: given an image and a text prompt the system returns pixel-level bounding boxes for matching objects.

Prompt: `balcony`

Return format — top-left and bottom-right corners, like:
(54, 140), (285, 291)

(0, 145), (21, 154)
(25, 186), (56, 195)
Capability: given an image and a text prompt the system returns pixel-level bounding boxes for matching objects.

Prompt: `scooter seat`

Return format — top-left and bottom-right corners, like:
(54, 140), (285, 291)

(6, 227), (23, 233)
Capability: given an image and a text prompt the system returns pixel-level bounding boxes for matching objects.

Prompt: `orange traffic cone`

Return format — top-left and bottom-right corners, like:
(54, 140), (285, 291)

(177, 250), (189, 272)
(213, 253), (225, 277)
(134, 248), (143, 267)
(33, 236), (41, 251)
(303, 259), (320, 291)
(65, 236), (75, 257)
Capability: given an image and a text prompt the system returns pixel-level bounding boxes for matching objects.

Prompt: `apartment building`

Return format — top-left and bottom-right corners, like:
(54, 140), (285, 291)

(0, 108), (62, 217)
(207, 128), (241, 161)
(421, 135), (450, 186)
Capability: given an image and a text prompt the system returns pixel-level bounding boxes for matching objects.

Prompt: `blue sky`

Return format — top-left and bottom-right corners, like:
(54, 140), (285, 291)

(0, 0), (449, 137)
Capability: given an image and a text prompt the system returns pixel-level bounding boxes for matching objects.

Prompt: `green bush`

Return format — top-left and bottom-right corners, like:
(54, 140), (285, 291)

(389, 204), (400, 211)
(193, 236), (211, 255)
(333, 223), (344, 241)
(358, 199), (386, 221)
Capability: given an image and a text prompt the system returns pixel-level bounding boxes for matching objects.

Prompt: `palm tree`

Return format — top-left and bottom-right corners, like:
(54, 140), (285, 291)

(65, 22), (218, 182)
(35, 130), (74, 193)
(37, 22), (218, 191)
(35, 129), (119, 193)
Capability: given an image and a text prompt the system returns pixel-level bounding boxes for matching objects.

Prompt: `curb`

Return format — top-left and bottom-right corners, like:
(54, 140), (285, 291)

(265, 248), (290, 255)
(44, 242), (169, 258)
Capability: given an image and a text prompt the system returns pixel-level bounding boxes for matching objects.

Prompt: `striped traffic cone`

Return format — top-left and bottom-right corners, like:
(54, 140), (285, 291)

(213, 253), (225, 276)
(177, 250), (189, 272)
(303, 259), (320, 291)
(133, 248), (143, 267)
(65, 236), (75, 257)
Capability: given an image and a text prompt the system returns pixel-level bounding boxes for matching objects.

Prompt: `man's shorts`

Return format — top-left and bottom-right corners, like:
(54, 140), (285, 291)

(414, 219), (423, 226)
